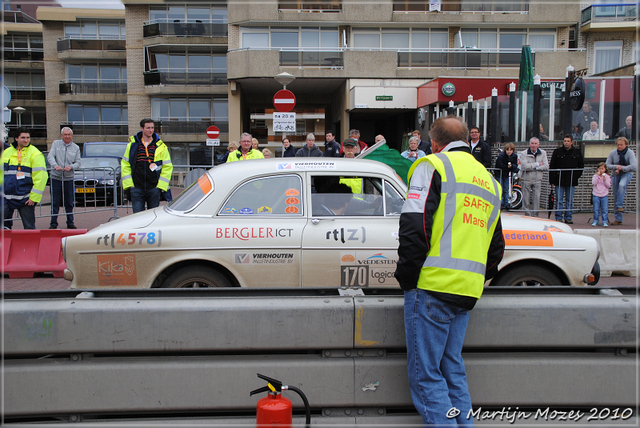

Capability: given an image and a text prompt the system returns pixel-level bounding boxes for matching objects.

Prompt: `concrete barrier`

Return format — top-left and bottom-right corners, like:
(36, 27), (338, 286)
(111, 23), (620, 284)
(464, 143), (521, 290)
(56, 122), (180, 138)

(575, 229), (638, 277)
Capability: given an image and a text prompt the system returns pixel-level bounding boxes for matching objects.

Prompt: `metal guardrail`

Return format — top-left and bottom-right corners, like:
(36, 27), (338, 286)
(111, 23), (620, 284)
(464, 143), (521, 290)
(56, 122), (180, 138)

(2, 287), (636, 423)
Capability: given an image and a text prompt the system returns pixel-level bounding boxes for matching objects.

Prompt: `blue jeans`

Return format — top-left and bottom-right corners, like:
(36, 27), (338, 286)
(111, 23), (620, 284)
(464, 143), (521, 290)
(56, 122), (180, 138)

(131, 187), (161, 213)
(500, 176), (510, 208)
(404, 289), (474, 426)
(555, 185), (575, 221)
(612, 171), (633, 222)
(4, 201), (36, 229)
(50, 179), (75, 227)
(593, 195), (609, 224)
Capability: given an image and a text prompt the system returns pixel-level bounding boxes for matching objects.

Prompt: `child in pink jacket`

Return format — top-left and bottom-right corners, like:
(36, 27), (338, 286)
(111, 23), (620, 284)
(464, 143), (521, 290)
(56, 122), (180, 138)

(591, 162), (611, 227)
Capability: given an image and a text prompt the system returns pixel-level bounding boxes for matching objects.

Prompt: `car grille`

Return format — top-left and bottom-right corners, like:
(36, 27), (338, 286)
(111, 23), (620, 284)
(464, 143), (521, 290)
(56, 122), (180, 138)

(75, 179), (99, 187)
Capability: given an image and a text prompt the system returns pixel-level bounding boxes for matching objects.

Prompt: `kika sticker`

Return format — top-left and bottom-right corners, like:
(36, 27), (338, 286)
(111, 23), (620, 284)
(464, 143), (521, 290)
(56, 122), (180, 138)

(240, 208), (254, 214)
(285, 206), (300, 214)
(285, 197), (300, 205)
(258, 206), (273, 213)
(221, 207), (237, 214)
(285, 188), (300, 196)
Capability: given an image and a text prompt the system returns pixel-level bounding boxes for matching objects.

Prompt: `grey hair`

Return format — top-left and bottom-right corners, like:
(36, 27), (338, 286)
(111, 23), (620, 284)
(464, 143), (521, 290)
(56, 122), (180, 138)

(409, 136), (420, 144)
(529, 137), (540, 144)
(306, 133), (315, 141)
(240, 132), (252, 140)
(60, 127), (73, 135)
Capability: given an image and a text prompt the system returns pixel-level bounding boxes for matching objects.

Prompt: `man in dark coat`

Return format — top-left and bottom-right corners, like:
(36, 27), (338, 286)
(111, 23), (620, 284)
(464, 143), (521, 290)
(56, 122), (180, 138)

(549, 134), (584, 224)
(468, 126), (491, 168)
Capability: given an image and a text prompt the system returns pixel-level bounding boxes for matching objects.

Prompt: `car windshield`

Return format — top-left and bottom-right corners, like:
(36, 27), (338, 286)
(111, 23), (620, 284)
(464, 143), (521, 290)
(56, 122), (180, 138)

(83, 143), (127, 158)
(167, 173), (214, 213)
(80, 157), (121, 170)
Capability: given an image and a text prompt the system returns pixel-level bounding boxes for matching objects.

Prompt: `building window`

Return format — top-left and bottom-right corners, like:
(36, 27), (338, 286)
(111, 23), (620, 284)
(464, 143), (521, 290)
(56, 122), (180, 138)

(594, 41), (622, 74)
(394, 0), (528, 12)
(64, 20), (126, 38)
(66, 63), (126, 82)
(149, 4), (227, 23)
(352, 27), (447, 49)
(278, 1), (341, 12)
(67, 104), (128, 123)
(241, 26), (340, 49)
(151, 98), (228, 122)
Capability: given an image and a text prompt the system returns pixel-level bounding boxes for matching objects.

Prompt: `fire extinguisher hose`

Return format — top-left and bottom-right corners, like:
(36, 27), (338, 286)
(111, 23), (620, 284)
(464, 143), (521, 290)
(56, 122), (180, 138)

(282, 385), (311, 428)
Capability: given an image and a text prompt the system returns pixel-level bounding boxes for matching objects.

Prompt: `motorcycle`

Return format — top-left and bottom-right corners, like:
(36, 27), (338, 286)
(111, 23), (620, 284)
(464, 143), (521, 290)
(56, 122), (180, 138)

(507, 172), (523, 210)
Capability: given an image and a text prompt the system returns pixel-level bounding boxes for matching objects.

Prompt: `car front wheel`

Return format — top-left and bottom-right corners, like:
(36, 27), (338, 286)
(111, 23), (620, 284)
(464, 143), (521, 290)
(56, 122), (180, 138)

(160, 266), (233, 288)
(491, 265), (563, 286)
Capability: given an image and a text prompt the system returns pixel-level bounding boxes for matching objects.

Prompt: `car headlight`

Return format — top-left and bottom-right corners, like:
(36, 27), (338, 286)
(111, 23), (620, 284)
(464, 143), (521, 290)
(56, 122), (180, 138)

(99, 179), (115, 186)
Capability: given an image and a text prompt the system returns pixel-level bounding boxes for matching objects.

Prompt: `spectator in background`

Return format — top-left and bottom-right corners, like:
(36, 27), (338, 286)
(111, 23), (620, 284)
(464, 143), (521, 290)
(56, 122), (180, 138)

(374, 134), (386, 145)
(412, 129), (431, 155)
(582, 121), (607, 140)
(340, 129), (368, 155)
(574, 101), (598, 136)
(549, 134), (584, 224)
(401, 136), (426, 162)
(47, 127), (81, 229)
(539, 124), (549, 141)
(591, 162), (611, 227)
(323, 130), (341, 157)
(295, 133), (323, 157)
(571, 125), (582, 141)
(228, 132), (264, 162)
(122, 118), (173, 213)
(606, 137), (636, 225)
(261, 148), (272, 158)
(3, 128), (48, 229)
(220, 141), (238, 164)
(519, 137), (548, 217)
(494, 142), (519, 210)
(615, 116), (632, 140)
(341, 138), (359, 158)
(469, 126), (492, 168)
(281, 137), (297, 157)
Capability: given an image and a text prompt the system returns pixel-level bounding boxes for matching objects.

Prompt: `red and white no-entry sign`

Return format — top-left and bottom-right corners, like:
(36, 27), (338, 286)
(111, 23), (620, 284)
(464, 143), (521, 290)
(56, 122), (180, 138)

(273, 89), (296, 113)
(206, 125), (220, 139)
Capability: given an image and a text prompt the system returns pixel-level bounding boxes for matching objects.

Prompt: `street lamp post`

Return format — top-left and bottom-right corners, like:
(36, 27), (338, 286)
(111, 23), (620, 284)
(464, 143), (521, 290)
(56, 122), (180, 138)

(13, 106), (25, 127)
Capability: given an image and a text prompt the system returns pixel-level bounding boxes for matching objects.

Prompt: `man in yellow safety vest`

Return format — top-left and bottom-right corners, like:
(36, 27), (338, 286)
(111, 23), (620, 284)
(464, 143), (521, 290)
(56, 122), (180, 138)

(394, 116), (505, 425)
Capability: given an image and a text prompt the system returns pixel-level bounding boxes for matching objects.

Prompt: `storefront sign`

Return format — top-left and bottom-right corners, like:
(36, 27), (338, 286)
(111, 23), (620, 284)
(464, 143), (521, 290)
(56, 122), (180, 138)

(441, 82), (456, 97)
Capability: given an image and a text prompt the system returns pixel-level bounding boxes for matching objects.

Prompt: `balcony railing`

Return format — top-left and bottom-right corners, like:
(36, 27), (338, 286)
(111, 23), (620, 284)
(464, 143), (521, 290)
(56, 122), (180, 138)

(143, 20), (228, 38)
(57, 37), (126, 53)
(232, 47), (536, 69)
(398, 49), (535, 69)
(5, 125), (47, 138)
(59, 80), (127, 95)
(144, 70), (227, 86)
(154, 119), (229, 135)
(61, 122), (128, 136)
(581, 4), (637, 25)
(5, 87), (46, 101)
(4, 48), (44, 62)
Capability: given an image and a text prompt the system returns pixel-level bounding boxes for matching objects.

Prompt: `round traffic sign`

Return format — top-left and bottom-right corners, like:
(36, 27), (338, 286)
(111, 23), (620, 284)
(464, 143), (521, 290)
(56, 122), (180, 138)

(206, 125), (220, 139)
(273, 89), (296, 113)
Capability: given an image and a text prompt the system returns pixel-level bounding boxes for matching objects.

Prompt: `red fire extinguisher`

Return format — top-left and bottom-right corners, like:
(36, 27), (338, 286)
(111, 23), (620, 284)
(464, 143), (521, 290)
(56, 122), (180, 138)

(250, 373), (310, 428)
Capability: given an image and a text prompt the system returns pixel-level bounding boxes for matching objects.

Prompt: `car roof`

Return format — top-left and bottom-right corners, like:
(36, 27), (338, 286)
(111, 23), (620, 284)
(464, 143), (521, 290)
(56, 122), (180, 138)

(210, 157), (403, 179)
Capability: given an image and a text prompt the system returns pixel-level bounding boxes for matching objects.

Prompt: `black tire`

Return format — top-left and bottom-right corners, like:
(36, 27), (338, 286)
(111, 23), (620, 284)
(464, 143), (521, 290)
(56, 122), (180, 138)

(492, 265), (563, 287)
(509, 187), (523, 210)
(160, 266), (233, 288)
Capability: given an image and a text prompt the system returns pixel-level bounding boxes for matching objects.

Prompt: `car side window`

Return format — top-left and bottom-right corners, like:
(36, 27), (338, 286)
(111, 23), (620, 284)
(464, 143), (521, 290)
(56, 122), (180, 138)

(311, 175), (385, 216)
(219, 174), (302, 215)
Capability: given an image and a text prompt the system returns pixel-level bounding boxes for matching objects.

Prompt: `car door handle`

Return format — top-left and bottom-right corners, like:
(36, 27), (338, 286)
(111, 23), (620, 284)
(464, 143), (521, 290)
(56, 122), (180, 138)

(311, 218), (334, 224)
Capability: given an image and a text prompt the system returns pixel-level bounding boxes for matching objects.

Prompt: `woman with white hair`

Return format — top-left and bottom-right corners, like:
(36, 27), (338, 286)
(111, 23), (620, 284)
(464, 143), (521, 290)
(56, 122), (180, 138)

(401, 136), (426, 162)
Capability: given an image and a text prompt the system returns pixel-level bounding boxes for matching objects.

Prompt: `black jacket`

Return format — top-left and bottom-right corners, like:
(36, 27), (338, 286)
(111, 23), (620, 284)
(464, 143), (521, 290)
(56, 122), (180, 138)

(282, 145), (297, 157)
(469, 138), (492, 168)
(494, 150), (519, 181)
(549, 145), (584, 187)
(418, 139), (432, 155)
(323, 139), (341, 157)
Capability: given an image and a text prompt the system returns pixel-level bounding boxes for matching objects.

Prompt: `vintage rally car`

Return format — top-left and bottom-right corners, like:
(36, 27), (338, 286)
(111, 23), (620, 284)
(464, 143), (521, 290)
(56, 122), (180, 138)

(63, 158), (600, 289)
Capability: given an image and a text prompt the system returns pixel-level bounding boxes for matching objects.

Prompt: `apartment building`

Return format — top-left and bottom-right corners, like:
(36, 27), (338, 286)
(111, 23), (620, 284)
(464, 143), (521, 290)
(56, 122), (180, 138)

(20, 2), (635, 162)
(38, 7), (128, 147)
(2, 10), (47, 149)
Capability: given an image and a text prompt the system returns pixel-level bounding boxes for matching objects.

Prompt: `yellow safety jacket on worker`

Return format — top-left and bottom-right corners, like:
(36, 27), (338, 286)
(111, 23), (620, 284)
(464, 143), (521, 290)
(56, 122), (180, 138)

(227, 148), (264, 161)
(339, 177), (362, 198)
(3, 143), (48, 206)
(122, 133), (172, 192)
(408, 151), (502, 299)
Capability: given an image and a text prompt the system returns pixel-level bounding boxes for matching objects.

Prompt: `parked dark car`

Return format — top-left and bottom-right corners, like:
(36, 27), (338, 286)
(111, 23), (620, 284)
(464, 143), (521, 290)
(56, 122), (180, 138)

(74, 156), (123, 206)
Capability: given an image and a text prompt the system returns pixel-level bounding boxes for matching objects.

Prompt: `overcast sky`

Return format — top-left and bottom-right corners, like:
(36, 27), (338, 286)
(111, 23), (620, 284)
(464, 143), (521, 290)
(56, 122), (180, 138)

(57, 0), (124, 8)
